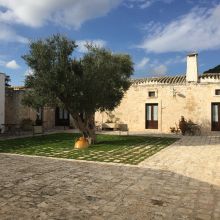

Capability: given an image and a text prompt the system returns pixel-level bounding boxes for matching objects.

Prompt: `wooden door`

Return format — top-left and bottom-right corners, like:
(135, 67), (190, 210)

(145, 104), (158, 129)
(211, 103), (220, 131)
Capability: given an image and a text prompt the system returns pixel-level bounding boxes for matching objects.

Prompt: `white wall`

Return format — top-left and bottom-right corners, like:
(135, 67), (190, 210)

(186, 53), (198, 82)
(0, 74), (5, 128)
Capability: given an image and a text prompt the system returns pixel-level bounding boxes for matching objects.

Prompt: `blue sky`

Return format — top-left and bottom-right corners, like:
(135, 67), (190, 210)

(0, 0), (220, 85)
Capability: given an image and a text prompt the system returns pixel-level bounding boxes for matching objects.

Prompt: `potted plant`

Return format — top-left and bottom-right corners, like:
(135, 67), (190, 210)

(33, 118), (43, 135)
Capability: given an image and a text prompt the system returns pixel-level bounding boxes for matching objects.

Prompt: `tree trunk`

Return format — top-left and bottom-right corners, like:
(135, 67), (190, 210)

(83, 125), (96, 144)
(71, 112), (97, 144)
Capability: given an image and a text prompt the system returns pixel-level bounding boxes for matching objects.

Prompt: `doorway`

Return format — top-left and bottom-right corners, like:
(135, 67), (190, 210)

(211, 103), (220, 131)
(145, 103), (158, 129)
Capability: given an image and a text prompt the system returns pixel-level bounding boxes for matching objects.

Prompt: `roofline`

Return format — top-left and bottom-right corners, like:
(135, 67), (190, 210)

(187, 52), (198, 56)
(131, 73), (220, 85)
(0, 72), (6, 76)
(131, 73), (220, 80)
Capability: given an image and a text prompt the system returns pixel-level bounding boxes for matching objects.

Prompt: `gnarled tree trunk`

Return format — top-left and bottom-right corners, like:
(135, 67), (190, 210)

(71, 112), (96, 144)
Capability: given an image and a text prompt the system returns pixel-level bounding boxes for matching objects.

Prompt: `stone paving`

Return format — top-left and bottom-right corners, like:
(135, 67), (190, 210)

(1, 136), (220, 219)
(139, 136), (220, 186)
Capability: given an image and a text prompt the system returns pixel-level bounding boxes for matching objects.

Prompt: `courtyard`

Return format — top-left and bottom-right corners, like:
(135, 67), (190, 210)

(1, 135), (220, 219)
(0, 133), (176, 165)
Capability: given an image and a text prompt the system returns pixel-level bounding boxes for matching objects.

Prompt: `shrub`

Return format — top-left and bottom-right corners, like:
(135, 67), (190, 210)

(179, 116), (187, 135)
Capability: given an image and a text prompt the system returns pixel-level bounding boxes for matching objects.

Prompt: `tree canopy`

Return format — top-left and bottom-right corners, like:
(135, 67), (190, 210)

(204, 65), (220, 74)
(5, 75), (11, 87)
(22, 34), (133, 142)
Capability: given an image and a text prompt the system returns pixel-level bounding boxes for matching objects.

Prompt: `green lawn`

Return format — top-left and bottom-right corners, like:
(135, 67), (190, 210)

(0, 133), (178, 165)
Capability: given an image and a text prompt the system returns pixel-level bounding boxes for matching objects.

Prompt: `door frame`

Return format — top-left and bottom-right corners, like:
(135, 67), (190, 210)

(211, 102), (220, 131)
(145, 103), (158, 129)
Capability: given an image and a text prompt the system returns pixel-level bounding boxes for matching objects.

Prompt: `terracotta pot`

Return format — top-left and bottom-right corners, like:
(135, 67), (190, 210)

(74, 137), (89, 149)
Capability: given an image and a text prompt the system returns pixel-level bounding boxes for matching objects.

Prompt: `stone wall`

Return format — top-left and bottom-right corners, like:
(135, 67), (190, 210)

(96, 82), (220, 134)
(5, 88), (55, 130)
(5, 89), (35, 125)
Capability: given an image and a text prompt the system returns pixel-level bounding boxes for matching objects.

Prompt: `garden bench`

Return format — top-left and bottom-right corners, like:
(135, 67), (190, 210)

(1, 124), (23, 136)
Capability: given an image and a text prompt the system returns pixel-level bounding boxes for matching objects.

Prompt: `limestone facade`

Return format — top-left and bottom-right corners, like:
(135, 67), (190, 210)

(5, 87), (74, 130)
(96, 53), (220, 134)
(5, 87), (36, 125)
(4, 53), (220, 135)
(96, 78), (220, 134)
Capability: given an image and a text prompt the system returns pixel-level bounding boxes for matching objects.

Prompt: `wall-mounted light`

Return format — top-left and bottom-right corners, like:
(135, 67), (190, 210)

(172, 87), (177, 97)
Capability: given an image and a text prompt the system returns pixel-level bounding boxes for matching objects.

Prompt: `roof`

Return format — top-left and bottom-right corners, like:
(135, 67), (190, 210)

(200, 73), (220, 79)
(132, 73), (220, 85)
(132, 75), (186, 85)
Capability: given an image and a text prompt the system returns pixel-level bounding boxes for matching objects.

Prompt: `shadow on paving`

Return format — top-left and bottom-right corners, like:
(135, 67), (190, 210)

(0, 154), (219, 220)
(172, 136), (220, 147)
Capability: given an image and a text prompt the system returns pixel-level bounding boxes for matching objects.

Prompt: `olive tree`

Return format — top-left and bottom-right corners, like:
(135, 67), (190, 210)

(22, 34), (133, 143)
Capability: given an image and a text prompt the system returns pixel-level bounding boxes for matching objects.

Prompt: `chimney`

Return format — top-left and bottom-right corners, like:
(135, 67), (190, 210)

(186, 52), (198, 82)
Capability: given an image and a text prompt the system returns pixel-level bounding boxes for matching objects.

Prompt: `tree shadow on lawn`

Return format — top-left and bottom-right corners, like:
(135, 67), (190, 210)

(95, 135), (177, 147)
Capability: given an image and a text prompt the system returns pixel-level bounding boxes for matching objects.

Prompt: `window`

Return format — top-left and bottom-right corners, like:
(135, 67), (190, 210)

(63, 110), (68, 120)
(148, 90), (157, 98)
(55, 108), (70, 126)
(215, 89), (220, 95)
(58, 109), (69, 120)
(148, 91), (156, 97)
(212, 104), (218, 122)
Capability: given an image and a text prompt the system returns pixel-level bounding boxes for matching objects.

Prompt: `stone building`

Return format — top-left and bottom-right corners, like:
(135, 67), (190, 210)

(5, 87), (36, 126)
(96, 53), (220, 134)
(5, 87), (74, 130)
(4, 53), (220, 135)
(0, 73), (5, 129)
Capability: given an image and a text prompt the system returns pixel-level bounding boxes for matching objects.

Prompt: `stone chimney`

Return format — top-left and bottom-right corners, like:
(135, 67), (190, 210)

(186, 52), (198, 82)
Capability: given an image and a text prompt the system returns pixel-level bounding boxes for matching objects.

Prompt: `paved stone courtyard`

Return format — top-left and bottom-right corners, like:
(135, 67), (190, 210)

(140, 136), (220, 186)
(1, 136), (220, 219)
